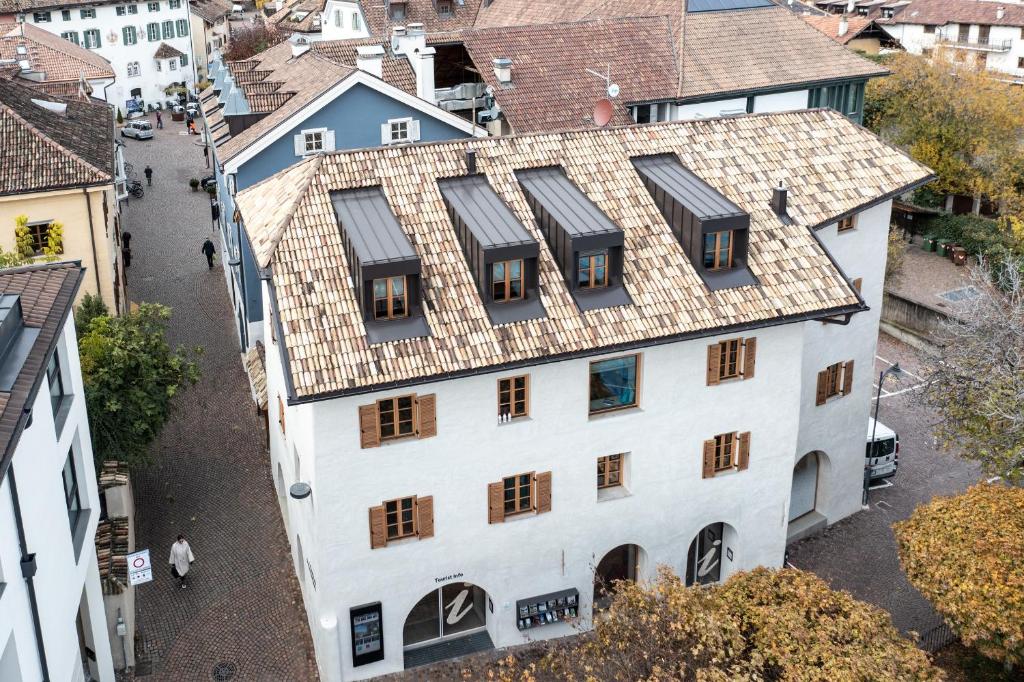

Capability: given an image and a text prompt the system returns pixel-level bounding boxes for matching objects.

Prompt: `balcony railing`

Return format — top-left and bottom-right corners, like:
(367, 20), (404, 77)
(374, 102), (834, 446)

(935, 36), (1013, 52)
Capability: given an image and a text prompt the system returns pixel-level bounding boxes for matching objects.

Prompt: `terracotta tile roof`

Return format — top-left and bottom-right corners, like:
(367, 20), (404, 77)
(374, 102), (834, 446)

(473, 0), (678, 30)
(236, 109), (932, 399)
(191, 0), (232, 24)
(802, 14), (876, 43)
(312, 38), (418, 95)
(0, 261), (84, 478)
(879, 0), (1024, 27)
(0, 76), (114, 195)
(362, 0), (485, 37)
(247, 90), (296, 112)
(153, 42), (186, 59)
(244, 341), (269, 410)
(0, 22), (114, 83)
(461, 16), (677, 134)
(267, 0), (324, 33)
(0, 0), (121, 10)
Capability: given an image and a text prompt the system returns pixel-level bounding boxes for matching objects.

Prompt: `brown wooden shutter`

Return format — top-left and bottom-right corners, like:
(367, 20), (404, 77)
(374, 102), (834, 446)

(487, 482), (504, 524)
(742, 337), (756, 379)
(415, 495), (434, 539)
(852, 278), (863, 293)
(535, 471), (552, 514)
(368, 505), (386, 549)
(736, 432), (750, 471)
(702, 439), (716, 479)
(842, 359), (855, 395)
(278, 395), (285, 435)
(359, 404), (380, 449)
(706, 343), (721, 386)
(815, 370), (828, 406)
(416, 394), (436, 439)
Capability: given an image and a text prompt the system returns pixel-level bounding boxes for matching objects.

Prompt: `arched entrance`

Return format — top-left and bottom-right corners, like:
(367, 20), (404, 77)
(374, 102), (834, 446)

(789, 452), (820, 522)
(685, 523), (737, 587)
(403, 583), (491, 652)
(593, 544), (646, 609)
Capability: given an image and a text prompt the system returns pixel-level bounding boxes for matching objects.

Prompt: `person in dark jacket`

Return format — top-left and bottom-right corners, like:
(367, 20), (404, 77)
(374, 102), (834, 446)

(201, 238), (216, 269)
(144, 165), (153, 186)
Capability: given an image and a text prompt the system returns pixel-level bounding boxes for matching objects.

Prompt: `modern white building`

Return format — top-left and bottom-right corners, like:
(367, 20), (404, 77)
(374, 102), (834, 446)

(235, 109), (932, 680)
(0, 262), (115, 682)
(1, 0), (197, 114)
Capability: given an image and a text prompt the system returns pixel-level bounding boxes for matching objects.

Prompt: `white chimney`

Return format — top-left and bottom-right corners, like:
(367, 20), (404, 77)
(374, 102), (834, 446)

(356, 45), (385, 79)
(996, 6), (1005, 19)
(407, 22), (424, 35)
(392, 24), (424, 56)
(846, 0), (855, 12)
(391, 25), (406, 52)
(493, 58), (512, 85)
(290, 41), (310, 58)
(415, 46), (436, 103)
(838, 15), (849, 36)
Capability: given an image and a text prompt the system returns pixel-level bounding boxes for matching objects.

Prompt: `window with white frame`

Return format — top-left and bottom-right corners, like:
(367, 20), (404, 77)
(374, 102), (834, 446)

(155, 59), (161, 71)
(382, 117), (419, 145)
(169, 58), (177, 70)
(61, 31), (80, 45)
(83, 29), (101, 48)
(123, 25), (138, 45)
(117, 5), (128, 14)
(128, 3), (138, 13)
(148, 1), (160, 10)
(304, 129), (324, 153)
(127, 61), (141, 77)
(176, 18), (188, 36)
(334, 9), (341, 26)
(61, 9), (70, 20)
(169, 0), (181, 7)
(80, 8), (96, 18)
(33, 11), (51, 22)
(353, 11), (361, 29)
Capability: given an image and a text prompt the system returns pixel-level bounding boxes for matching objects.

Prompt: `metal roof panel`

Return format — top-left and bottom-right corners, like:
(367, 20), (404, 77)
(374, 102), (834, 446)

(515, 167), (622, 238)
(633, 154), (748, 222)
(331, 186), (418, 266)
(438, 175), (536, 249)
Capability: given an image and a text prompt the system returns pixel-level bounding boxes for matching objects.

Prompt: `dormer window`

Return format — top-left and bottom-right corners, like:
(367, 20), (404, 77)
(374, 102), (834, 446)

(632, 154), (756, 291)
(516, 166), (631, 312)
(332, 187), (431, 344)
(388, 0), (407, 20)
(437, 0), (452, 17)
(438, 174), (546, 324)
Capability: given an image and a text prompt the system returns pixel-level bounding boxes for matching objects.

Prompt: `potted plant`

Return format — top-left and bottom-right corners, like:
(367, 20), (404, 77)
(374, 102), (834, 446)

(189, 178), (200, 192)
(206, 184), (217, 197)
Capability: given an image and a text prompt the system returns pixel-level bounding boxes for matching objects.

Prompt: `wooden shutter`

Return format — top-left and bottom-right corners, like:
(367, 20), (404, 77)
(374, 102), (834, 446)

(415, 495), (434, 539)
(841, 359), (855, 395)
(702, 439), (716, 479)
(736, 432), (750, 471)
(368, 505), (386, 549)
(487, 482), (504, 524)
(293, 134), (304, 157)
(409, 119), (421, 141)
(323, 129), (336, 152)
(851, 278), (863, 293)
(706, 343), (721, 386)
(278, 395), (285, 435)
(815, 370), (828, 406)
(359, 404), (380, 449)
(380, 123), (391, 145)
(416, 394), (436, 439)
(742, 337), (756, 379)
(535, 471), (552, 514)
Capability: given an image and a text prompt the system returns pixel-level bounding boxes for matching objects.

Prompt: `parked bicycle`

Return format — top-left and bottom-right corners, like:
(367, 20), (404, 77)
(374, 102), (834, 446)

(127, 179), (144, 198)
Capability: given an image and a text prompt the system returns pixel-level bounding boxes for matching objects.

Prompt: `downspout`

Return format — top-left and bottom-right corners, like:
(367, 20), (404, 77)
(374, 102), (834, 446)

(8, 467), (50, 681)
(83, 188), (103, 299)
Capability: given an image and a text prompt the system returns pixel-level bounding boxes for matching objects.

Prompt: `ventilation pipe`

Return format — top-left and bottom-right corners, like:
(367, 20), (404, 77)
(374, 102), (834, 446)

(466, 147), (476, 174)
(996, 6), (1005, 20)
(771, 182), (788, 217)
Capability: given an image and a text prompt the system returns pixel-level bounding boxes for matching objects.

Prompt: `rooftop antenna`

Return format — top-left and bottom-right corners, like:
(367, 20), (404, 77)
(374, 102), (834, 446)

(585, 64), (620, 99)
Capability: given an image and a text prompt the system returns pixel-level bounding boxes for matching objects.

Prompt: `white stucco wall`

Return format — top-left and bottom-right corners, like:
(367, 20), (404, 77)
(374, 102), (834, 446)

(320, 0), (369, 40)
(0, 315), (114, 682)
(883, 21), (1024, 80)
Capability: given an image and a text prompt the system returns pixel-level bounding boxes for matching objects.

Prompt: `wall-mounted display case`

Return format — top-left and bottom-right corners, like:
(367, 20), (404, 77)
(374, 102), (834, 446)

(516, 588), (578, 630)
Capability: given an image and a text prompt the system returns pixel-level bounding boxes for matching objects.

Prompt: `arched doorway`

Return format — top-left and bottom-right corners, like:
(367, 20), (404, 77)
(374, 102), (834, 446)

(685, 523), (737, 587)
(593, 544), (645, 609)
(403, 583), (490, 650)
(789, 452), (820, 522)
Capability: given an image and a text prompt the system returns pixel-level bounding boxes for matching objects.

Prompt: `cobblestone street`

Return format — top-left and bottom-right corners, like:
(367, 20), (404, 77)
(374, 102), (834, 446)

(119, 115), (318, 681)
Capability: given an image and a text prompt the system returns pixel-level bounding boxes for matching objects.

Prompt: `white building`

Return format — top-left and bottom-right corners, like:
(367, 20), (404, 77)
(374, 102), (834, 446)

(236, 109), (932, 680)
(4, 0), (197, 113)
(0, 262), (115, 682)
(188, 0), (230, 81)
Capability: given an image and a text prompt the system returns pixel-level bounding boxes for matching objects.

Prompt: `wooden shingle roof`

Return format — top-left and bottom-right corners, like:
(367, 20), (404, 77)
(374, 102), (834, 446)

(237, 109), (932, 400)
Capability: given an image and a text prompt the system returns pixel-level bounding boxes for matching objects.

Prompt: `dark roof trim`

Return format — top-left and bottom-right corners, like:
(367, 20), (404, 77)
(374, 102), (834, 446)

(0, 263), (84, 481)
(286, 298), (867, 405)
(809, 174), (937, 232)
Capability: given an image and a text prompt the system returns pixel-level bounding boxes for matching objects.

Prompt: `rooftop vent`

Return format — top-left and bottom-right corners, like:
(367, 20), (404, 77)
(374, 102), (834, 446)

(771, 182), (788, 217)
(997, 6), (1005, 20)
(0, 295), (40, 393)
(493, 58), (512, 85)
(31, 98), (67, 115)
(465, 147), (476, 174)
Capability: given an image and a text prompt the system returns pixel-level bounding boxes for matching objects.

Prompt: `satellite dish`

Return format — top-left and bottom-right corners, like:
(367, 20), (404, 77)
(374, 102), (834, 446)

(607, 83), (620, 98)
(593, 98), (614, 127)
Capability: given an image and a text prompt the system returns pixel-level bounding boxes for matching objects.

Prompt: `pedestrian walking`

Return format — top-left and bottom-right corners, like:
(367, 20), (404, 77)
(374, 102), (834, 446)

(188, 119), (197, 135)
(155, 110), (163, 129)
(201, 238), (216, 269)
(169, 535), (195, 589)
(144, 165), (153, 186)
(121, 230), (132, 250)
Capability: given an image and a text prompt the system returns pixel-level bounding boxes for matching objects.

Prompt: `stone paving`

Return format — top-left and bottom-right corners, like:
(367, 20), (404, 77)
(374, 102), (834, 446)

(119, 114), (318, 682)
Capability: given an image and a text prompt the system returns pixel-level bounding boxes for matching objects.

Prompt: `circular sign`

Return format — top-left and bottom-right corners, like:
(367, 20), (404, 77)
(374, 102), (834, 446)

(132, 556), (146, 568)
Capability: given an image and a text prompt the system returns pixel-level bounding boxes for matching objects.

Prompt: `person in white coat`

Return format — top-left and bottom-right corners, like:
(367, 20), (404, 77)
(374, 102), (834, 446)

(169, 535), (195, 589)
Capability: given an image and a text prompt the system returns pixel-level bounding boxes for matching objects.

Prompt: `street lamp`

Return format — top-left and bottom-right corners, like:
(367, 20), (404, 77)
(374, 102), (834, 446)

(865, 362), (902, 506)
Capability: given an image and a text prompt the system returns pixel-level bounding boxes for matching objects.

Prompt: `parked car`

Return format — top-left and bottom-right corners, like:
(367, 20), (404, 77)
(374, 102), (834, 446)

(121, 120), (154, 140)
(866, 418), (899, 481)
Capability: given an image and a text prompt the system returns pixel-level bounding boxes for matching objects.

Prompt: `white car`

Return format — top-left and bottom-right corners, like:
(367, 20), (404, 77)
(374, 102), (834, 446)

(121, 120), (154, 140)
(867, 418), (899, 481)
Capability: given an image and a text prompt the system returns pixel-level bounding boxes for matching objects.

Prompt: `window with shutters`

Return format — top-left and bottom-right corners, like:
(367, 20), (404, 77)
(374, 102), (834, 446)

(504, 473), (534, 516)
(33, 11), (51, 22)
(837, 215), (856, 232)
(488, 471), (550, 522)
(383, 117), (419, 145)
(497, 375), (528, 420)
(378, 395), (414, 440)
(176, 18), (188, 36)
(83, 29), (101, 48)
(81, 8), (96, 18)
(589, 354), (640, 415)
(128, 3), (139, 13)
(180, 54), (188, 67)
(706, 336), (755, 384)
(148, 1), (160, 10)
(816, 360), (854, 405)
(359, 393), (435, 448)
(147, 23), (160, 41)
(123, 26), (138, 46)
(597, 454), (622, 489)
(277, 395), (286, 435)
(369, 494), (433, 548)
(702, 432), (750, 478)
(162, 20), (174, 38)
(169, 0), (181, 7)
(62, 31), (80, 45)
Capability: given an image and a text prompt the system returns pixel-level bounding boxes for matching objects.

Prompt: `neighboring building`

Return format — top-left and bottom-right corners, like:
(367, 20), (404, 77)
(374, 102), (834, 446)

(0, 0), (198, 115)
(0, 20), (115, 98)
(0, 76), (128, 314)
(235, 108), (932, 680)
(0, 261), (115, 682)
(189, 0), (231, 80)
(803, 13), (904, 52)
(817, 0), (1024, 82)
(200, 35), (484, 349)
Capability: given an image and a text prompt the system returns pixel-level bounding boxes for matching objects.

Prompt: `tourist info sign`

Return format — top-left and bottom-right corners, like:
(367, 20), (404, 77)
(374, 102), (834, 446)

(127, 549), (153, 586)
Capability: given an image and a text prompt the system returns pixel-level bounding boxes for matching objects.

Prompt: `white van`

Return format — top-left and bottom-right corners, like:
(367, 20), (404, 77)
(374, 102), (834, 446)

(866, 418), (899, 481)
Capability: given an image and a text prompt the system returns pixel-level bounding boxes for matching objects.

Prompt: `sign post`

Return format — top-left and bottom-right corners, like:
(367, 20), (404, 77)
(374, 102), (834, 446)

(127, 549), (153, 586)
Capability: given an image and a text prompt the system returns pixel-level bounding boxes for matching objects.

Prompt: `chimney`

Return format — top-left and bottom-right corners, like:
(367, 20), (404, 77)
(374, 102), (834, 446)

(838, 15), (849, 36)
(771, 182), (788, 217)
(356, 45), (385, 78)
(996, 6), (1005, 20)
(415, 46), (436, 103)
(493, 57), (512, 85)
(846, 0), (855, 12)
(290, 41), (310, 59)
(407, 22), (424, 36)
(391, 25), (406, 52)
(466, 148), (476, 174)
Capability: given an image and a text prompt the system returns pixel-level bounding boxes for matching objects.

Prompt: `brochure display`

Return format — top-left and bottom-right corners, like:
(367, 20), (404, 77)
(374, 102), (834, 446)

(350, 602), (384, 667)
(515, 588), (579, 630)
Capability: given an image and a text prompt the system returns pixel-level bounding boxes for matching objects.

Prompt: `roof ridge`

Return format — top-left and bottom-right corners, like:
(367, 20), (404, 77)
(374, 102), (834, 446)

(21, 22), (111, 73)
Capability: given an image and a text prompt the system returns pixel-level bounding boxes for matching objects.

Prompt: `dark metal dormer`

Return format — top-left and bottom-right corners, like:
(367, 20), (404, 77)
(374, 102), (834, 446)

(632, 154), (757, 291)
(0, 295), (41, 392)
(515, 167), (632, 312)
(438, 174), (546, 325)
(331, 187), (431, 344)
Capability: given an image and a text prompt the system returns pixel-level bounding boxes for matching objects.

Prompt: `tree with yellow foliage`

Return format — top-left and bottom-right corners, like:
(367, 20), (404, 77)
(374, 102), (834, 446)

(895, 484), (1024, 672)
(0, 215), (65, 268)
